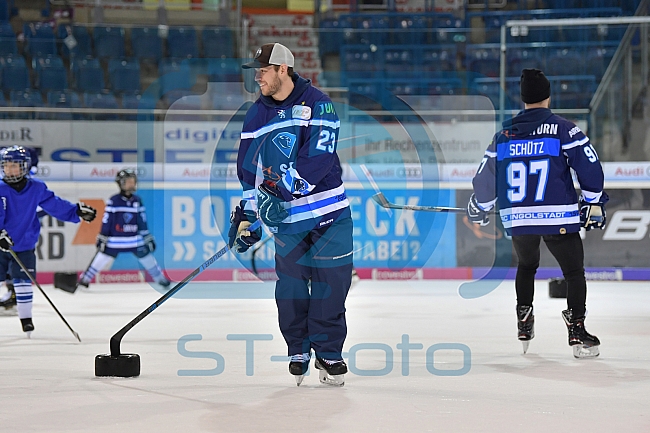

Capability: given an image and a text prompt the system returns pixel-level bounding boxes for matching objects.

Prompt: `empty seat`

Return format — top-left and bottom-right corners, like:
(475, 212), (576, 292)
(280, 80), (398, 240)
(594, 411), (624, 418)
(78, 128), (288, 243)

(384, 79), (419, 110)
(355, 15), (389, 46)
(0, 55), (29, 91)
(93, 25), (125, 59)
(348, 79), (382, 110)
(545, 48), (585, 76)
(202, 26), (234, 59)
(508, 47), (544, 77)
(33, 55), (67, 91)
(9, 89), (43, 119)
(74, 57), (104, 92)
(0, 22), (17, 56)
(391, 15), (427, 45)
(83, 92), (119, 120)
(210, 82), (244, 110)
(422, 47), (455, 73)
(383, 47), (416, 78)
(46, 90), (82, 120)
(467, 47), (501, 78)
(57, 24), (93, 59)
(167, 27), (198, 59)
(341, 46), (379, 82)
(0, 91), (7, 119)
(121, 93), (156, 120)
(206, 58), (240, 82)
(131, 27), (162, 63)
(108, 58), (140, 94)
(319, 19), (344, 56)
(586, 46), (616, 81)
(158, 58), (193, 95)
(24, 22), (56, 57)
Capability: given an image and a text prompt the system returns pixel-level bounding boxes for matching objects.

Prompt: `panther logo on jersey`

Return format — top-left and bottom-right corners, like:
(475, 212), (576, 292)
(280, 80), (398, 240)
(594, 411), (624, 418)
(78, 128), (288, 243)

(272, 132), (297, 158)
(123, 213), (133, 224)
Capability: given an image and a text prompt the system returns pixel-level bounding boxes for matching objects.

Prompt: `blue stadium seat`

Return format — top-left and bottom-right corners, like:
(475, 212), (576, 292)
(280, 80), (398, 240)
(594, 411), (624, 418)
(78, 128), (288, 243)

(73, 57), (104, 92)
(131, 27), (162, 63)
(391, 15), (427, 45)
(0, 55), (29, 91)
(384, 79), (419, 110)
(341, 46), (380, 83)
(57, 24), (93, 59)
(0, 22), (17, 56)
(348, 79), (383, 110)
(83, 92), (119, 120)
(508, 47), (545, 77)
(545, 48), (585, 76)
(24, 22), (56, 57)
(206, 58), (240, 82)
(355, 15), (389, 46)
(422, 46), (455, 73)
(33, 55), (67, 91)
(319, 18), (344, 56)
(202, 26), (234, 59)
(93, 25), (125, 59)
(46, 90), (82, 120)
(0, 91), (7, 119)
(166, 90), (202, 119)
(423, 79), (462, 96)
(159, 58), (193, 95)
(210, 82), (244, 110)
(121, 93), (156, 120)
(382, 46), (416, 78)
(586, 45), (616, 81)
(108, 58), (140, 94)
(551, 76), (596, 109)
(9, 89), (43, 119)
(467, 47), (501, 78)
(167, 27), (198, 59)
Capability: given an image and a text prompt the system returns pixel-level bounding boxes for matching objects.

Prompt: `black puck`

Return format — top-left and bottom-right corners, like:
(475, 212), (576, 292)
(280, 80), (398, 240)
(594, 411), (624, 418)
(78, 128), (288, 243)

(549, 278), (568, 299)
(95, 353), (141, 377)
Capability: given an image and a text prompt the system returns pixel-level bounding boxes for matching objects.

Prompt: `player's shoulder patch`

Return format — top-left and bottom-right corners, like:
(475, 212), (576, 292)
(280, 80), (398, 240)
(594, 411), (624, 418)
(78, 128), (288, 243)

(292, 105), (311, 120)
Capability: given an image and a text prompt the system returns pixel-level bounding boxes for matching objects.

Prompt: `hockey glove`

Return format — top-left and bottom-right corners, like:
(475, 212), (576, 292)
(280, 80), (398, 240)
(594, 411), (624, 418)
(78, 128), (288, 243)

(0, 229), (13, 252)
(228, 200), (262, 254)
(580, 191), (609, 231)
(467, 193), (489, 226)
(143, 234), (156, 252)
(96, 234), (108, 252)
(77, 202), (97, 222)
(257, 182), (289, 227)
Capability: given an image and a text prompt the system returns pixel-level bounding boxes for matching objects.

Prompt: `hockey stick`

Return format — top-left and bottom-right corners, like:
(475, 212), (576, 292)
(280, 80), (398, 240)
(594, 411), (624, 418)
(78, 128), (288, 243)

(251, 235), (272, 277)
(371, 192), (466, 213)
(108, 220), (262, 357)
(8, 249), (81, 342)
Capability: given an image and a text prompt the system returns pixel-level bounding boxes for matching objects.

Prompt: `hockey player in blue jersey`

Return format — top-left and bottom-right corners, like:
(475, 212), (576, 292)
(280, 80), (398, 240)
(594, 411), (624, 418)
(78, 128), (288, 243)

(0, 146), (97, 335)
(77, 168), (170, 289)
(230, 43), (353, 386)
(467, 69), (607, 358)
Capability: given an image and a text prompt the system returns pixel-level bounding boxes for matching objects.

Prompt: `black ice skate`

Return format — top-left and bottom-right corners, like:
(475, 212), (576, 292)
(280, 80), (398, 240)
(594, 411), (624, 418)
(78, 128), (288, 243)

(77, 278), (90, 289)
(314, 357), (347, 387)
(0, 288), (16, 309)
(21, 318), (34, 338)
(562, 309), (600, 359)
(288, 353), (310, 386)
(517, 305), (535, 354)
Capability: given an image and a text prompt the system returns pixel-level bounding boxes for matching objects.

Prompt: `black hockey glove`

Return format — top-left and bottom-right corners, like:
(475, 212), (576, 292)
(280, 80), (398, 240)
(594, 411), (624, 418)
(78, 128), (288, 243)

(143, 234), (156, 252)
(580, 191), (609, 231)
(257, 182), (289, 227)
(0, 229), (14, 252)
(96, 234), (108, 252)
(228, 200), (261, 254)
(77, 202), (97, 222)
(467, 193), (489, 226)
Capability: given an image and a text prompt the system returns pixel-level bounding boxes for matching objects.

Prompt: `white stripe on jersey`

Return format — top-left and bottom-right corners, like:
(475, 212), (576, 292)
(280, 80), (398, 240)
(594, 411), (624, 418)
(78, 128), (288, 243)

(107, 235), (144, 249)
(105, 206), (142, 213)
(581, 189), (603, 203)
(241, 119), (311, 139)
(282, 184), (349, 223)
(309, 119), (340, 129)
(499, 204), (580, 229)
(485, 150), (497, 158)
(562, 136), (589, 150)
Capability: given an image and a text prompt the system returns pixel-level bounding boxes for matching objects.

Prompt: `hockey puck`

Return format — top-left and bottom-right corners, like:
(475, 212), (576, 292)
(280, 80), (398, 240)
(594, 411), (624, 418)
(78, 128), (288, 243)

(95, 353), (140, 377)
(54, 272), (79, 294)
(548, 278), (568, 299)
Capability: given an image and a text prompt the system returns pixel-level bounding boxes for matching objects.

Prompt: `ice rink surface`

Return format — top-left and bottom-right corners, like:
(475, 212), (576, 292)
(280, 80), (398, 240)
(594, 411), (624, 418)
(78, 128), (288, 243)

(1, 279), (649, 433)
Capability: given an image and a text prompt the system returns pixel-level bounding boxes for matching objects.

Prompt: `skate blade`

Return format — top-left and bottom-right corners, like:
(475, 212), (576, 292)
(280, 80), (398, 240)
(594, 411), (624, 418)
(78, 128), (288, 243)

(295, 375), (305, 386)
(521, 341), (530, 354)
(573, 344), (599, 359)
(318, 370), (345, 387)
(25, 331), (32, 339)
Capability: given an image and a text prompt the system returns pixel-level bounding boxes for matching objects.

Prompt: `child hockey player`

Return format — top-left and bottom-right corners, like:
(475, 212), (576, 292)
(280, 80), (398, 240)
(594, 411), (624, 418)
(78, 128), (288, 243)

(0, 145), (97, 335)
(77, 168), (170, 288)
(467, 69), (607, 358)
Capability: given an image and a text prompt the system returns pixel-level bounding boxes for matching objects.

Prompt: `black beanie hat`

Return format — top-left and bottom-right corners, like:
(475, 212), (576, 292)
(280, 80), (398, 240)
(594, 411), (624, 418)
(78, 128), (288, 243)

(520, 68), (550, 104)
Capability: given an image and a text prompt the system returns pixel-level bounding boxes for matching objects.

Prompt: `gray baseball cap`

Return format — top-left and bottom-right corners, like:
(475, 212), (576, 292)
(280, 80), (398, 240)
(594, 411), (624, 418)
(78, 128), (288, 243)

(242, 43), (295, 69)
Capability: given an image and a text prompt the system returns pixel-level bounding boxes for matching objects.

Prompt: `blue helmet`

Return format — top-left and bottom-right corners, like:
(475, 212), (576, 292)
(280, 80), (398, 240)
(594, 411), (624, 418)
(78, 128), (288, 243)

(1, 146), (32, 183)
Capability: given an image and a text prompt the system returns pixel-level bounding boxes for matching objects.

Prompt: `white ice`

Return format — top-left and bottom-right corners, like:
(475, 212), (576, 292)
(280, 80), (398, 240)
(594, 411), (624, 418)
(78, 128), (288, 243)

(1, 279), (649, 433)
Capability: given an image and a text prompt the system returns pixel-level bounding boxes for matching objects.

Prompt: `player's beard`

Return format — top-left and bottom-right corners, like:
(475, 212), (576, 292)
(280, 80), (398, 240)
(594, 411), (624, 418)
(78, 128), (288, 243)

(262, 75), (282, 97)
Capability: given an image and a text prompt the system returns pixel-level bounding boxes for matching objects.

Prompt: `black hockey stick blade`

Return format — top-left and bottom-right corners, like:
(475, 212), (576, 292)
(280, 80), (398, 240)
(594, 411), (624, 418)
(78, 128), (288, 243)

(371, 192), (466, 213)
(54, 272), (79, 294)
(9, 250), (81, 342)
(106, 220), (262, 359)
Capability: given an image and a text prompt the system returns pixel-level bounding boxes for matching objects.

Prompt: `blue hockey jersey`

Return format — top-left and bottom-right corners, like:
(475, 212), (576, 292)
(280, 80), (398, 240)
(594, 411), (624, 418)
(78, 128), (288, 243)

(0, 178), (80, 251)
(100, 193), (150, 250)
(238, 73), (350, 234)
(472, 108), (605, 236)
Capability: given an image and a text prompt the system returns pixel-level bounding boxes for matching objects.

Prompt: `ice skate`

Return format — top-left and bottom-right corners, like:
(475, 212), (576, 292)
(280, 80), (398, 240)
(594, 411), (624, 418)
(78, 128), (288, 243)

(77, 278), (90, 289)
(0, 287), (16, 309)
(314, 357), (347, 387)
(288, 353), (310, 386)
(562, 309), (600, 358)
(517, 305), (534, 354)
(159, 277), (171, 290)
(21, 318), (34, 338)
